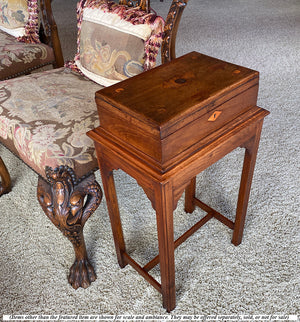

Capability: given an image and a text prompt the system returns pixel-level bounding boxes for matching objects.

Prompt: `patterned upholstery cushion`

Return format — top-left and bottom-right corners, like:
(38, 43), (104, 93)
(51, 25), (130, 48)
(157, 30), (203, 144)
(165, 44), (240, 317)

(70, 0), (164, 87)
(0, 0), (29, 33)
(0, 29), (55, 80)
(0, 67), (102, 179)
(0, 0), (40, 42)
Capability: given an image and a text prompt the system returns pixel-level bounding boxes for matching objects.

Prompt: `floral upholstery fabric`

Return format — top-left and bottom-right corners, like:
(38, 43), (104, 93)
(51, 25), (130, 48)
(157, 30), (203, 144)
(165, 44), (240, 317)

(0, 67), (103, 179)
(0, 29), (55, 80)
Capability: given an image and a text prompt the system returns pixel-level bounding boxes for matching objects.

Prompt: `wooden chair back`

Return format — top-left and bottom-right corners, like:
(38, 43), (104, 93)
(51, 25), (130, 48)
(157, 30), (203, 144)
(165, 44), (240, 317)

(161, 0), (189, 63)
(39, 0), (64, 68)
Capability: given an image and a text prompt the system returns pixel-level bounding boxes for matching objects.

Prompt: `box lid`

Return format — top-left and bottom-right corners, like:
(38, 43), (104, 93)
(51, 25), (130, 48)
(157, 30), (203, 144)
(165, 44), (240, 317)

(96, 51), (259, 137)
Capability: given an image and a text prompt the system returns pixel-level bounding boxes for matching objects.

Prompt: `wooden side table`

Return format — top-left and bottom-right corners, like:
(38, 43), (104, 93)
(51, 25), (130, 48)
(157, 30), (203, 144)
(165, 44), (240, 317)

(88, 52), (269, 312)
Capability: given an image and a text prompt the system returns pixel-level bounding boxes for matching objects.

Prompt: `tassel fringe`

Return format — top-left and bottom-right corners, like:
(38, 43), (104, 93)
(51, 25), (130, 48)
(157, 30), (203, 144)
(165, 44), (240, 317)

(17, 0), (40, 44)
(65, 0), (164, 73)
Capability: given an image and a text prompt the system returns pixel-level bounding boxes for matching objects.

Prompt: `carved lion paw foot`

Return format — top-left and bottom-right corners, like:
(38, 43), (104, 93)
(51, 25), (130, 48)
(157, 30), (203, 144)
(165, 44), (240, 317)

(68, 258), (97, 289)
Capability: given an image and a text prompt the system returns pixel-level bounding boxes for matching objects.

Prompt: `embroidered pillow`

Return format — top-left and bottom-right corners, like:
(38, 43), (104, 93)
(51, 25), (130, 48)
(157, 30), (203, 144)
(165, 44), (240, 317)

(69, 0), (165, 87)
(0, 0), (40, 43)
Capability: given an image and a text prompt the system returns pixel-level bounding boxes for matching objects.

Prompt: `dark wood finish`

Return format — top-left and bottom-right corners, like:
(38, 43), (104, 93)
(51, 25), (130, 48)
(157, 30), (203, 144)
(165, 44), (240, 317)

(232, 127), (264, 245)
(40, 0), (64, 68)
(184, 177), (196, 213)
(0, 156), (11, 196)
(88, 52), (269, 311)
(37, 166), (102, 289)
(119, 0), (150, 12)
(99, 164), (127, 268)
(161, 0), (189, 63)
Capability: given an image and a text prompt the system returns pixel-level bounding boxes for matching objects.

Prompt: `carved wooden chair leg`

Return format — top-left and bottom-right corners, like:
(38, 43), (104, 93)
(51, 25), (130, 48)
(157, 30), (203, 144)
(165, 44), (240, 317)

(37, 165), (102, 289)
(0, 156), (11, 196)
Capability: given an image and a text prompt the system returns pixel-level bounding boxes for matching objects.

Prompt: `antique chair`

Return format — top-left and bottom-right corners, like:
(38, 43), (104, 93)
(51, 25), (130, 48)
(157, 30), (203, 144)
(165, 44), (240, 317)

(0, 0), (189, 289)
(0, 0), (64, 80)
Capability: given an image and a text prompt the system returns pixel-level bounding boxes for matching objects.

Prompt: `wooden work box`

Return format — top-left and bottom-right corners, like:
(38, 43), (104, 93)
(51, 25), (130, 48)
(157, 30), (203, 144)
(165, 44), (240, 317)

(95, 51), (259, 172)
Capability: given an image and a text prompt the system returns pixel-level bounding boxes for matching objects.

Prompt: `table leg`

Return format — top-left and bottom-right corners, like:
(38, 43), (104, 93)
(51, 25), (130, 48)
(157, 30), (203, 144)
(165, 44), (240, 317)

(184, 177), (196, 213)
(99, 166), (127, 268)
(154, 181), (176, 312)
(232, 121), (264, 246)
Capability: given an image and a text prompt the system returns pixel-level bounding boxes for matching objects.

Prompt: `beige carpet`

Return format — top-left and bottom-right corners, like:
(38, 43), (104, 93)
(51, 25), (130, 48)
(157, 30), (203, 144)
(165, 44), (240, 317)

(0, 0), (299, 318)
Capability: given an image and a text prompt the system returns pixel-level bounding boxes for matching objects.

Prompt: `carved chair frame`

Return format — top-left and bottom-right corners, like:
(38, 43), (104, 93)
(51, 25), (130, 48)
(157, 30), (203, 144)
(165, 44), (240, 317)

(39, 0), (65, 68)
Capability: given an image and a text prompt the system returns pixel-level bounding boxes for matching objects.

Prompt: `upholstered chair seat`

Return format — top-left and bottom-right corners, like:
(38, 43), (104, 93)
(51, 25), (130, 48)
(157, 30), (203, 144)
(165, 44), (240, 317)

(0, 30), (55, 80)
(0, 30), (57, 80)
(0, 67), (102, 179)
